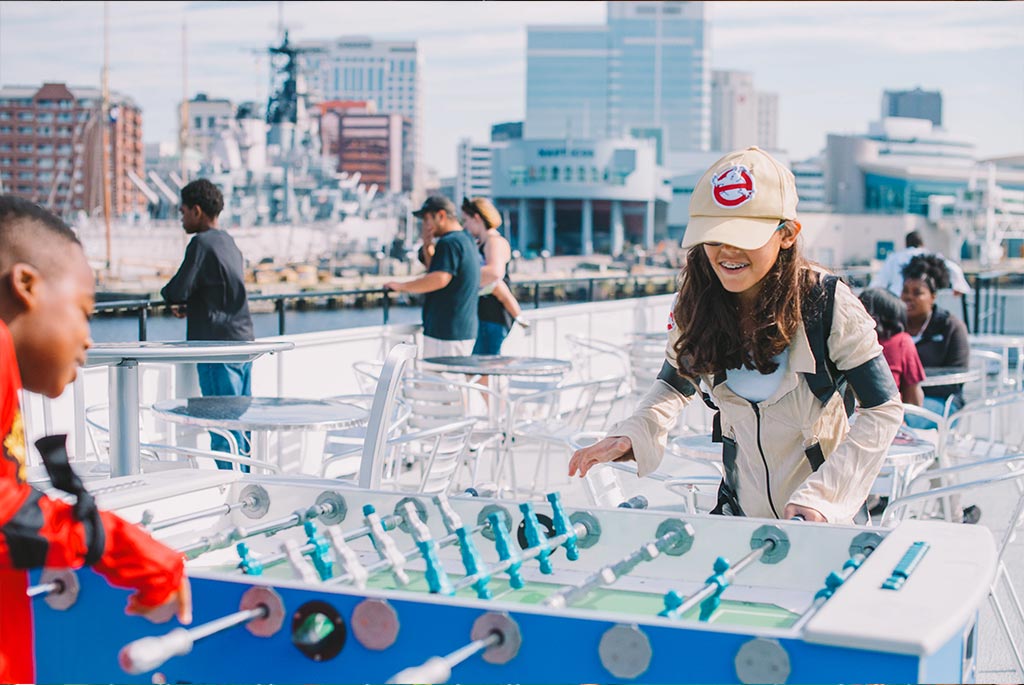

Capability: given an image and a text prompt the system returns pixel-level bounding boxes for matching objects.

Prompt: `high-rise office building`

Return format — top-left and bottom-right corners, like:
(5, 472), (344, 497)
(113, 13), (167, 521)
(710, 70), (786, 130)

(881, 87), (942, 127)
(757, 92), (778, 151)
(0, 82), (145, 217)
(526, 1), (710, 152)
(456, 138), (510, 202)
(302, 36), (422, 198)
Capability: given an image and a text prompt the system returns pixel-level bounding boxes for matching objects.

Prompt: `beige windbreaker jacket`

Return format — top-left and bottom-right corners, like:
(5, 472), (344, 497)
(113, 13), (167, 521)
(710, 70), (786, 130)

(608, 278), (904, 524)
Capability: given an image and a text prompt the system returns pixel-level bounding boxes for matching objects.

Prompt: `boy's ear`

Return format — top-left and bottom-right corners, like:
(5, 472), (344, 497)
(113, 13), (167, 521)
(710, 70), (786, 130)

(8, 263), (42, 310)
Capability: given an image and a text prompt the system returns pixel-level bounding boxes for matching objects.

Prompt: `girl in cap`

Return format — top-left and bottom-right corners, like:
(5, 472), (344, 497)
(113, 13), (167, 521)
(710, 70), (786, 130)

(461, 197), (529, 356)
(569, 147), (903, 523)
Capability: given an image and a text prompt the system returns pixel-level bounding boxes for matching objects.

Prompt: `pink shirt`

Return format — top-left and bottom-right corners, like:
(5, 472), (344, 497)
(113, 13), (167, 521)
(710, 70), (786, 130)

(880, 331), (926, 392)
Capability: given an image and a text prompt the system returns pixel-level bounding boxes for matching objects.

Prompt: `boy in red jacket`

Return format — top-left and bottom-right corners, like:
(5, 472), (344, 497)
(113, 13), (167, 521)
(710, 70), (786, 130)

(0, 195), (191, 682)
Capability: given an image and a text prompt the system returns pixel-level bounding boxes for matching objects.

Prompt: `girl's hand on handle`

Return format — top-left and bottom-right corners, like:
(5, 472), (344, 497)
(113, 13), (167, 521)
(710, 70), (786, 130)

(568, 436), (634, 478)
(783, 503), (826, 522)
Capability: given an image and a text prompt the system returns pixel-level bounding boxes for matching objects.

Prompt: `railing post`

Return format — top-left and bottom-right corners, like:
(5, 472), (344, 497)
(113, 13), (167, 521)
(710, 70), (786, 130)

(588, 278), (595, 303)
(972, 274), (981, 334)
(534, 282), (541, 309)
(382, 289), (390, 325)
(276, 298), (286, 336)
(138, 305), (148, 342)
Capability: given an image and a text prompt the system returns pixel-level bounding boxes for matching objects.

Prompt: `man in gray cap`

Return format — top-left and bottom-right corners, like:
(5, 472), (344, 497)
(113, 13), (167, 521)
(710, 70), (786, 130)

(385, 196), (480, 357)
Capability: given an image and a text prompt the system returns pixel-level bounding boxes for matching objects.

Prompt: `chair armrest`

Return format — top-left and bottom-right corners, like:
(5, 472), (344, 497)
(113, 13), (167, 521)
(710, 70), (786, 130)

(138, 442), (280, 474)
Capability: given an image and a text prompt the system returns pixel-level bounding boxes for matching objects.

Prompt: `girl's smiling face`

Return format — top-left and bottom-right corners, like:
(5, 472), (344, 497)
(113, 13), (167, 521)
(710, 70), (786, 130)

(703, 222), (800, 304)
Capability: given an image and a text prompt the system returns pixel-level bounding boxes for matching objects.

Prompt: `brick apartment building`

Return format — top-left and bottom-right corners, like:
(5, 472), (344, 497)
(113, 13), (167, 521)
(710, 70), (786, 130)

(0, 82), (146, 218)
(318, 100), (411, 194)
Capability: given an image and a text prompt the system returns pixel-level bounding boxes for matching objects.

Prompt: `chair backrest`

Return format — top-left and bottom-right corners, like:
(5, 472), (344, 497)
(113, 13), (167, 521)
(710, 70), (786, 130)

(968, 349), (1007, 401)
(946, 391), (1024, 463)
(566, 334), (630, 382)
(352, 360), (385, 395)
(357, 343), (419, 489)
(627, 337), (665, 397)
(883, 452), (1024, 561)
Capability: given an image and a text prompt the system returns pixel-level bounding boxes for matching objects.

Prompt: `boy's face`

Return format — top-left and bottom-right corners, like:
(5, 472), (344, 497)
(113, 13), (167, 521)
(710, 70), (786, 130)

(15, 249), (95, 398)
(179, 204), (204, 234)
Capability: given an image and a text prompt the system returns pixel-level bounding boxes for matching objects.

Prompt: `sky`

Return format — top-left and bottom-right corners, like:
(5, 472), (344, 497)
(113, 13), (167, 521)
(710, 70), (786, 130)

(1, 1), (1021, 178)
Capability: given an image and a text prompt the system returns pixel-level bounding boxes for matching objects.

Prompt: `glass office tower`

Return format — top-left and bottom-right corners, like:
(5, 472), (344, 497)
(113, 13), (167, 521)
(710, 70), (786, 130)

(526, 1), (710, 153)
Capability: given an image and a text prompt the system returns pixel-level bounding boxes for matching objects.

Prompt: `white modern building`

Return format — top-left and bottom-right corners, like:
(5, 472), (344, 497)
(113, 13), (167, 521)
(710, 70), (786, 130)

(710, 70), (778, 152)
(182, 93), (234, 161)
(301, 37), (423, 199)
(490, 137), (672, 256)
(455, 138), (504, 203)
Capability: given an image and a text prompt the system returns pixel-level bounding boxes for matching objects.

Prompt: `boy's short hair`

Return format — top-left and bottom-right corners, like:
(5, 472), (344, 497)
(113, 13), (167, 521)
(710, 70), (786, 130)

(180, 178), (224, 218)
(0, 195), (81, 274)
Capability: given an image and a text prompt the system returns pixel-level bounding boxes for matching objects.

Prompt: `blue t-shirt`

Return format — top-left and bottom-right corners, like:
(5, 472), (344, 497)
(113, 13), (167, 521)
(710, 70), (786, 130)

(423, 230), (480, 341)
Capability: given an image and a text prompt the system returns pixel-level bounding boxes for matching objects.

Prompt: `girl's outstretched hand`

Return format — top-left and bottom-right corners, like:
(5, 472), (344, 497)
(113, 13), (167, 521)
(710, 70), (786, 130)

(568, 436), (634, 478)
(783, 503), (826, 522)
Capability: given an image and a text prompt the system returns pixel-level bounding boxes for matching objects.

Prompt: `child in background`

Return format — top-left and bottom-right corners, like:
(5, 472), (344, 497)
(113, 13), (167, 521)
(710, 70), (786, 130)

(859, 287), (925, 406)
(0, 196), (191, 682)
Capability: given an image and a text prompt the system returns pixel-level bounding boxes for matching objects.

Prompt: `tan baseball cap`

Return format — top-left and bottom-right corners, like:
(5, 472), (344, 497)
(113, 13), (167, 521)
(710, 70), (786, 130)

(682, 146), (799, 250)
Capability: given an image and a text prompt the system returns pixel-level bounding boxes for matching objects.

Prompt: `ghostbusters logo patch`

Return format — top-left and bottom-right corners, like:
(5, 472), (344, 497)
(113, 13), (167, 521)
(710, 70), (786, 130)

(711, 164), (756, 208)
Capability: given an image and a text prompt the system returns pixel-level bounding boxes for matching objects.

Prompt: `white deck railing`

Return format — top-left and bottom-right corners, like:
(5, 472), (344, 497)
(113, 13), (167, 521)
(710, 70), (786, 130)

(19, 294), (675, 465)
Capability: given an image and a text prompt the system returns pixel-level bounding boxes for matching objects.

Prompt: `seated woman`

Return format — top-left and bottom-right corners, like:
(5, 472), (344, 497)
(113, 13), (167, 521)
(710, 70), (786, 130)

(900, 254), (970, 425)
(859, 287), (925, 407)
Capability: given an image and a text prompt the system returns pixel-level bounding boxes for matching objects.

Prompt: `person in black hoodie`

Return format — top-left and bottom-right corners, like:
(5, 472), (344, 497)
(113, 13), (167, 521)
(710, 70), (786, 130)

(900, 253), (970, 422)
(161, 179), (254, 470)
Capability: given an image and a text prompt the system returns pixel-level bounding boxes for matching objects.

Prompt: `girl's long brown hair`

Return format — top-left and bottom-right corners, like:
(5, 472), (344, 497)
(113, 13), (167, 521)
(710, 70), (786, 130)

(672, 223), (820, 376)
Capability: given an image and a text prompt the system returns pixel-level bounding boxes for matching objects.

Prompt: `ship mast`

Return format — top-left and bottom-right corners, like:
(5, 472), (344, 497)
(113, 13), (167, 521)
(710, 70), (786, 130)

(179, 16), (189, 184)
(100, 0), (113, 276)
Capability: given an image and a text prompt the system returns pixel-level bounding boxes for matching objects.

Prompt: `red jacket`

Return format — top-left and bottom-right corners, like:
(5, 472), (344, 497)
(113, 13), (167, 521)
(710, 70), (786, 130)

(0, 321), (185, 682)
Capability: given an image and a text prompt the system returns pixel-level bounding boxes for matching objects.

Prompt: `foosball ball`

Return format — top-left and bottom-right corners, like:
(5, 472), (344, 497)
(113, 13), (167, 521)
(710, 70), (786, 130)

(30, 470), (995, 683)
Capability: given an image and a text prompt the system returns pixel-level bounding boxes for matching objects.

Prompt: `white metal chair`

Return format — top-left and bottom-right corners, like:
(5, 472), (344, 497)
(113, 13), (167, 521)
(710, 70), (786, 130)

(498, 377), (625, 496)
(317, 394), (411, 480)
(881, 453), (1024, 677)
(397, 372), (507, 492)
(82, 403), (271, 473)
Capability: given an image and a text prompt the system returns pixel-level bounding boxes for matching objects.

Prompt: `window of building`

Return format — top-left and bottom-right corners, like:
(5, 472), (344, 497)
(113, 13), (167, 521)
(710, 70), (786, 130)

(58, 100), (73, 109)
(194, 116), (202, 129)
(17, 112), (33, 121)
(57, 112), (72, 122)
(17, 144), (33, 152)
(18, 171), (33, 180)
(37, 127), (52, 135)
(0, 126), (11, 134)
(37, 144), (53, 153)
(0, 144), (10, 151)
(0, 158), (10, 165)
(564, 166), (572, 181)
(0, 113), (9, 121)
(17, 126), (32, 135)
(37, 113), (53, 122)
(538, 166), (547, 181)
(591, 166), (599, 183)
(16, 158), (32, 166)
(551, 166), (559, 181)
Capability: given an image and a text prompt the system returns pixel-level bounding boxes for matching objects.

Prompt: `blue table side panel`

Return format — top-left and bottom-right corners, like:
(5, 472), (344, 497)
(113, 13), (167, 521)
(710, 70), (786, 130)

(34, 572), (942, 684)
(922, 619), (972, 683)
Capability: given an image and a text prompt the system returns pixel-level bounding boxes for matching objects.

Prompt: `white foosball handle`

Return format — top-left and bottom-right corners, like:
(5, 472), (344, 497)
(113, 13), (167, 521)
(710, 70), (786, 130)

(119, 627), (194, 675)
(388, 656), (452, 684)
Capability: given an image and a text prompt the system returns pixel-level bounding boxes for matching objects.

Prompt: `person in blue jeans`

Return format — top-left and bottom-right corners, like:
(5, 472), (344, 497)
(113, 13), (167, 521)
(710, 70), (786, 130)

(195, 362), (251, 469)
(162, 179), (255, 471)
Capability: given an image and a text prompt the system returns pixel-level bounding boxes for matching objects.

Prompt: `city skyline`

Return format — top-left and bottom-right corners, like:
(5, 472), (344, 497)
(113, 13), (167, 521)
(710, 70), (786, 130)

(1, 1), (1021, 178)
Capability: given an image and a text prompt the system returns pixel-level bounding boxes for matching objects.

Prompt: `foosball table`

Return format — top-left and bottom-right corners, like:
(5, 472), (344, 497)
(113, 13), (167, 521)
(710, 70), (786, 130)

(30, 470), (996, 683)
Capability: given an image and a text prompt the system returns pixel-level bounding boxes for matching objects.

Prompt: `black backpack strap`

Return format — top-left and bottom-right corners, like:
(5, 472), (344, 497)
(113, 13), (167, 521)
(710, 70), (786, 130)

(802, 274), (855, 417)
(35, 434), (105, 565)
